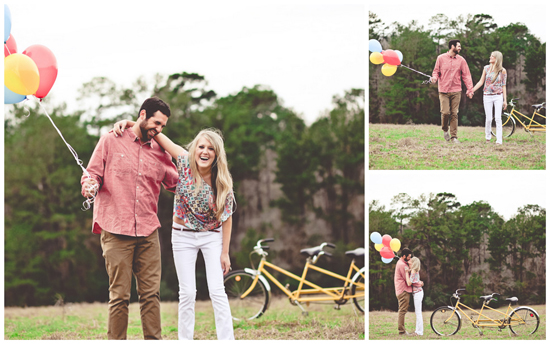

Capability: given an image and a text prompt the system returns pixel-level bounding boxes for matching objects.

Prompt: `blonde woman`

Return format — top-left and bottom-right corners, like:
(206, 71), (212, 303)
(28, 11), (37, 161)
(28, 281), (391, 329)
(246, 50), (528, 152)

(405, 257), (424, 336)
(113, 121), (235, 340)
(472, 51), (507, 144)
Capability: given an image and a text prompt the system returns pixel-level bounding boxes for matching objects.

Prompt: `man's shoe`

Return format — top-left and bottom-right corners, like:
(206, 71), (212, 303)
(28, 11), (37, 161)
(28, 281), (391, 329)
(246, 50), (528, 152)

(443, 131), (451, 141)
(452, 138), (460, 144)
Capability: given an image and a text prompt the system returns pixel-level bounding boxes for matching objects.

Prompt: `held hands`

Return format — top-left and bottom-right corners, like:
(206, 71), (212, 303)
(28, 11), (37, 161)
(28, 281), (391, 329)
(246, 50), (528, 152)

(221, 253), (232, 275)
(467, 91), (474, 99)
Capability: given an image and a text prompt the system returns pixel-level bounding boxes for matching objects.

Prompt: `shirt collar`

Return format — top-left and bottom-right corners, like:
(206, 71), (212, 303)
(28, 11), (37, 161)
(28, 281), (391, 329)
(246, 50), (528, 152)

(127, 128), (153, 147)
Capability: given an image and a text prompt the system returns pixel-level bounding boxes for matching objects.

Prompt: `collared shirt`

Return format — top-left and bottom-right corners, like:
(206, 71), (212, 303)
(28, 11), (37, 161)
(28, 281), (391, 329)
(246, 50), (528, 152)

(432, 52), (474, 93)
(394, 258), (413, 296)
(174, 155), (235, 231)
(410, 272), (423, 293)
(81, 129), (178, 237)
(483, 65), (507, 95)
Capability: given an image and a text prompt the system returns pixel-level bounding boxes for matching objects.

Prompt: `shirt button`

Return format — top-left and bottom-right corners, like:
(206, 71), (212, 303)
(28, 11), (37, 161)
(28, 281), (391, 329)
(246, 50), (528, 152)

(136, 200), (139, 203)
(137, 186), (139, 189)
(135, 214), (137, 217)
(140, 159), (142, 162)
(139, 173), (142, 176)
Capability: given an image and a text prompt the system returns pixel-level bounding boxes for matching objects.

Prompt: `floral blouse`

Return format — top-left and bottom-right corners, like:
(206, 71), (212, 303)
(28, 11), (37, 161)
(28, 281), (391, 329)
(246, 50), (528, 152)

(174, 155), (235, 231)
(483, 65), (507, 95)
(410, 272), (423, 293)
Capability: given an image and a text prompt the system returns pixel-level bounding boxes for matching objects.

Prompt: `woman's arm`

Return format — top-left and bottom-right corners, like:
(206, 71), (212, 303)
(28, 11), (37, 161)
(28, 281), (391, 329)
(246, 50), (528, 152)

(405, 267), (412, 286)
(472, 68), (486, 93)
(502, 85), (507, 110)
(220, 216), (232, 275)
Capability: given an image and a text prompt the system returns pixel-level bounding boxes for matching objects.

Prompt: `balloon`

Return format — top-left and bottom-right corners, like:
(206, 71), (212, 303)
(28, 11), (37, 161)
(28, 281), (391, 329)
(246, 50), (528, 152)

(382, 49), (401, 66)
(381, 257), (393, 264)
(395, 50), (403, 63)
(374, 243), (384, 252)
(369, 39), (382, 53)
(381, 64), (397, 77)
(380, 246), (395, 259)
(382, 234), (392, 247)
(4, 33), (17, 57)
(4, 4), (12, 43)
(4, 53), (40, 95)
(4, 85), (26, 104)
(369, 52), (384, 65)
(390, 238), (401, 252)
(370, 231), (382, 244)
(23, 45), (58, 99)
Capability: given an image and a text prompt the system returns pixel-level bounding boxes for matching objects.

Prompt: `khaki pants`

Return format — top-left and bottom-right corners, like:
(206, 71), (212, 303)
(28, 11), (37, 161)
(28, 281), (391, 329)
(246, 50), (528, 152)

(439, 92), (461, 139)
(397, 291), (411, 334)
(101, 229), (162, 340)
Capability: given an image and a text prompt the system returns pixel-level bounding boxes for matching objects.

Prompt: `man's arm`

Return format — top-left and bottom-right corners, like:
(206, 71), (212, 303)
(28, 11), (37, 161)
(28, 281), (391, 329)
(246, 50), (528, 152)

(81, 135), (108, 197)
(431, 56), (441, 83)
(462, 59), (474, 96)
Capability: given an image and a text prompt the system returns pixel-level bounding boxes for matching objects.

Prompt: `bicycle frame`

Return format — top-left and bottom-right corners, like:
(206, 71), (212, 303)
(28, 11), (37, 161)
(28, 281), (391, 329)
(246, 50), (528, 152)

(446, 300), (527, 328)
(241, 256), (364, 304)
(506, 104), (546, 132)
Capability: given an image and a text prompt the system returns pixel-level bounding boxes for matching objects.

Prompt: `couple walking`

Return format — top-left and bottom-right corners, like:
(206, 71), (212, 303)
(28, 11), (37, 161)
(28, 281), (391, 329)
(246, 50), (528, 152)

(394, 249), (424, 336)
(81, 97), (235, 340)
(431, 39), (508, 144)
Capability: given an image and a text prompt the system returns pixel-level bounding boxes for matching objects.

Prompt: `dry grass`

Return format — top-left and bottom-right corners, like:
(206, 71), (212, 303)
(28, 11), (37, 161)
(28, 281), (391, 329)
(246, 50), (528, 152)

(4, 297), (364, 340)
(369, 124), (546, 169)
(369, 304), (546, 340)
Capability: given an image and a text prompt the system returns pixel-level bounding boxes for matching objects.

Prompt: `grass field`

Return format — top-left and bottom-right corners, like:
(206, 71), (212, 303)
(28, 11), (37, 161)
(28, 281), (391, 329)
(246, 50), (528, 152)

(369, 124), (546, 169)
(4, 297), (364, 340)
(369, 304), (545, 340)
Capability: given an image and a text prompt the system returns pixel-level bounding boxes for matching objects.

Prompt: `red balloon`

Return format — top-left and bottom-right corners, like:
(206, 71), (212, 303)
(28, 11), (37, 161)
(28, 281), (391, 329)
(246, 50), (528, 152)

(382, 49), (401, 66)
(4, 33), (17, 57)
(22, 44), (58, 99)
(380, 246), (395, 259)
(382, 234), (392, 247)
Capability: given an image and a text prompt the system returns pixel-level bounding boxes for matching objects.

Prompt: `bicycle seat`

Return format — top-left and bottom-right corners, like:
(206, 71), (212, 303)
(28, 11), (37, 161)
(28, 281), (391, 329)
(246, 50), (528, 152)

(300, 246), (322, 257)
(480, 295), (494, 301)
(532, 104), (544, 110)
(506, 297), (518, 302)
(345, 248), (364, 258)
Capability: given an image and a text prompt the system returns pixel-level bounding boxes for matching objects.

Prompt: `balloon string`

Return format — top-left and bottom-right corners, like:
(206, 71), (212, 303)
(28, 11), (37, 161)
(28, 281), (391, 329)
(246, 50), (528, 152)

(399, 64), (432, 79)
(35, 97), (98, 210)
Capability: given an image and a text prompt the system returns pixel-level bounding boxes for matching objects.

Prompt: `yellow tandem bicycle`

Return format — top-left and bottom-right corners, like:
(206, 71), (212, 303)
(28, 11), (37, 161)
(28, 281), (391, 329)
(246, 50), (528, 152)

(223, 238), (365, 320)
(431, 288), (540, 336)
(492, 98), (545, 138)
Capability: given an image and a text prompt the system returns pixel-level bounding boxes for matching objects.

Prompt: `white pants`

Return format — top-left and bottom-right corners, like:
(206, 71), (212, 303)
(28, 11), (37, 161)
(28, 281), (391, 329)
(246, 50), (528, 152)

(172, 227), (234, 340)
(413, 290), (424, 335)
(483, 94), (504, 144)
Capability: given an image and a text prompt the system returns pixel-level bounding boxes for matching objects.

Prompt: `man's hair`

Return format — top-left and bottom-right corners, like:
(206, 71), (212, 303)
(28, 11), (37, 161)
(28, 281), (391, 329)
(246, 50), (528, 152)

(400, 248), (413, 258)
(449, 39), (461, 50)
(139, 97), (171, 119)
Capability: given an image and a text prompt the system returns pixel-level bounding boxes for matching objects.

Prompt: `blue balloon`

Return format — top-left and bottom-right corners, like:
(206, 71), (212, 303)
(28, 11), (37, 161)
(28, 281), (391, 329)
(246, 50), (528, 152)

(5, 85), (26, 104)
(370, 231), (382, 244)
(4, 4), (12, 43)
(382, 257), (393, 264)
(395, 50), (403, 62)
(369, 39), (382, 53)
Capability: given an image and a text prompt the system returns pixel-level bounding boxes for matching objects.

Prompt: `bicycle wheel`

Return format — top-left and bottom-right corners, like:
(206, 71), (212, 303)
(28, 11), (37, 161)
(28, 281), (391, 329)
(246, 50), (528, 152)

(492, 112), (515, 138)
(431, 306), (461, 336)
(508, 307), (539, 335)
(224, 270), (269, 321)
(350, 268), (365, 313)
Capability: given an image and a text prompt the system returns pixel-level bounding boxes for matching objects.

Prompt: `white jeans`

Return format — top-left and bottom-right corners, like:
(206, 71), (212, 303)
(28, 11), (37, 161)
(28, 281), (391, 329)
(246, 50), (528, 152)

(483, 94), (504, 144)
(413, 290), (424, 335)
(172, 226), (234, 340)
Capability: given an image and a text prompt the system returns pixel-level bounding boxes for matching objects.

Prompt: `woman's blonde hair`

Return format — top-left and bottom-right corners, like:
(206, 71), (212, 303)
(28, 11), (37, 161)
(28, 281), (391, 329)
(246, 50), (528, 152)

(409, 257), (421, 272)
(186, 128), (234, 221)
(489, 51), (504, 83)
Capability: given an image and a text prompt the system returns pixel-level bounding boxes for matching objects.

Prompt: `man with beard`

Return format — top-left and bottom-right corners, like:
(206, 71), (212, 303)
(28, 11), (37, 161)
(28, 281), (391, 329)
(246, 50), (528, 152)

(431, 39), (474, 144)
(395, 248), (414, 335)
(81, 97), (178, 339)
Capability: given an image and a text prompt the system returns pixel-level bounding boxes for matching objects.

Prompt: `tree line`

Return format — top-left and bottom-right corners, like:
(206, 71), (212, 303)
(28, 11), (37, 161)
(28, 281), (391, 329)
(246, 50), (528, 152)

(4, 72), (364, 306)
(369, 192), (545, 311)
(369, 12), (546, 126)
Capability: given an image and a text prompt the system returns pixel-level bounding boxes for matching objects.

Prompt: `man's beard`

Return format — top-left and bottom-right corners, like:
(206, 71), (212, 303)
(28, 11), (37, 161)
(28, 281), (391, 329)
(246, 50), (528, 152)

(140, 124), (156, 140)
(453, 47), (460, 54)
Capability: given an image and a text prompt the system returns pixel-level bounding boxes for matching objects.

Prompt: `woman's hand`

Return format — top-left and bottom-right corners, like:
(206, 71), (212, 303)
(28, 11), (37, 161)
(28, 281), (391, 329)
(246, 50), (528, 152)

(503, 101), (507, 111)
(112, 120), (134, 137)
(221, 253), (231, 275)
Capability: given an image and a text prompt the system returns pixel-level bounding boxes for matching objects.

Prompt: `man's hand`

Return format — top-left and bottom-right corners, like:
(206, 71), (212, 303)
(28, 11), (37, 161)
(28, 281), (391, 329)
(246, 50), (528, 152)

(221, 253), (231, 275)
(420, 281), (424, 287)
(467, 92), (474, 99)
(430, 77), (436, 84)
(82, 178), (99, 198)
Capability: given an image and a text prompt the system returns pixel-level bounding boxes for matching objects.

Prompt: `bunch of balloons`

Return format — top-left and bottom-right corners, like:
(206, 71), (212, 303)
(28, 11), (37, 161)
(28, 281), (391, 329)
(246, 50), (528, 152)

(370, 232), (401, 264)
(368, 39), (403, 77)
(4, 4), (58, 104)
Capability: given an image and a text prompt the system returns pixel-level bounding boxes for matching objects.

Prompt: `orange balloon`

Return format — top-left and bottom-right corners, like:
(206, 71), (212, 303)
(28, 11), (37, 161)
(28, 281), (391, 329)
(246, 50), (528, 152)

(370, 52), (384, 65)
(5, 53), (40, 95)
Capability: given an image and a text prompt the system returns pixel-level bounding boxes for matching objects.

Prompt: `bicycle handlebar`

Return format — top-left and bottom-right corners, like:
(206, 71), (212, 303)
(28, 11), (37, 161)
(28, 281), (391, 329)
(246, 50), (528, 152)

(261, 238), (275, 243)
(323, 252), (333, 257)
(325, 243), (336, 248)
(261, 246), (270, 250)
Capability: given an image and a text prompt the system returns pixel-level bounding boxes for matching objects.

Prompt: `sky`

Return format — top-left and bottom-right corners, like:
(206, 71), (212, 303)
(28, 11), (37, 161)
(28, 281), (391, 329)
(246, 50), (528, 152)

(4, 0), (364, 125)
(369, 170), (547, 220)
(369, 0), (547, 43)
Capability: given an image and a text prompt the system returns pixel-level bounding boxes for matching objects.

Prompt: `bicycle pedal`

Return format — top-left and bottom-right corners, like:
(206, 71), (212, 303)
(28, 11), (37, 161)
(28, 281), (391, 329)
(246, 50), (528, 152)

(284, 283), (290, 291)
(334, 304), (341, 310)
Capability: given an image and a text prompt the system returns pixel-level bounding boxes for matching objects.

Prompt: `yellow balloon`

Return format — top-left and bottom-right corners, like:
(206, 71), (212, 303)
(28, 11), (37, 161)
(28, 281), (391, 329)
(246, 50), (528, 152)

(375, 243), (384, 252)
(5, 53), (40, 95)
(381, 63), (397, 77)
(370, 52), (384, 65)
(390, 238), (401, 252)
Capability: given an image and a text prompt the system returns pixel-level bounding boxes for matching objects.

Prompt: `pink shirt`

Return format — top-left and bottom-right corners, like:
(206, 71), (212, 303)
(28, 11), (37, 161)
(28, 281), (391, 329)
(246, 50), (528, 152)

(395, 258), (413, 296)
(81, 129), (178, 237)
(432, 52), (474, 94)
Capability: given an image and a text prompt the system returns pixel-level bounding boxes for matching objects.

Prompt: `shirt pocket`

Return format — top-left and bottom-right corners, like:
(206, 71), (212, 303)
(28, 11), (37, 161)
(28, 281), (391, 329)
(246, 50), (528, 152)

(144, 160), (164, 182)
(110, 152), (133, 175)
